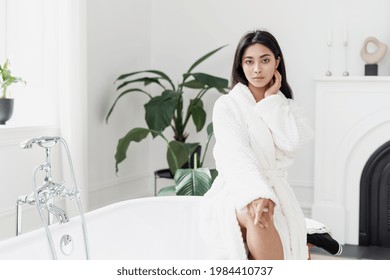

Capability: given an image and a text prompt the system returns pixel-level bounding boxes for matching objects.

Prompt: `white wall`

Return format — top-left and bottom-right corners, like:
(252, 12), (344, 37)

(87, 0), (154, 210)
(86, 0), (390, 214)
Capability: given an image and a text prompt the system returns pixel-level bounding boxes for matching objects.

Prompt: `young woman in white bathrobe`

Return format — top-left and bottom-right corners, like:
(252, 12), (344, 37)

(201, 30), (314, 260)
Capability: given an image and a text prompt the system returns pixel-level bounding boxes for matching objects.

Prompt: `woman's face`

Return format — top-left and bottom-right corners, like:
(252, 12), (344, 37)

(241, 43), (280, 91)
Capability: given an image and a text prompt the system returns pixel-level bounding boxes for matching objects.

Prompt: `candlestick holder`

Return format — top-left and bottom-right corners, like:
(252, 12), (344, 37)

(325, 40), (332, 76)
(343, 39), (349, 76)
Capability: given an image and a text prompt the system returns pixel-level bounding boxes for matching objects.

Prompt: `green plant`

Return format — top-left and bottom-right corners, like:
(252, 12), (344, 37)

(106, 45), (228, 175)
(0, 59), (25, 98)
(157, 126), (218, 196)
(157, 152), (218, 196)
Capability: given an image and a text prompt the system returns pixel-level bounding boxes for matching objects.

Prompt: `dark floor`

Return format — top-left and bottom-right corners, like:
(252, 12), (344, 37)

(311, 244), (390, 260)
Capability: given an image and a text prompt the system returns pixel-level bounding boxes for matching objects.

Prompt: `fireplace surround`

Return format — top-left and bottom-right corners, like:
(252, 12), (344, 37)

(312, 77), (390, 245)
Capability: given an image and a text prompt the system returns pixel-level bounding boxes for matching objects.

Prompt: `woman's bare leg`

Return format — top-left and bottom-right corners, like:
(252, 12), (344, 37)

(237, 210), (284, 260)
(307, 243), (314, 260)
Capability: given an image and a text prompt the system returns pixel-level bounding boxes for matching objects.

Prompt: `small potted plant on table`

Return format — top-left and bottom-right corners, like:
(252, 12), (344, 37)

(0, 59), (25, 125)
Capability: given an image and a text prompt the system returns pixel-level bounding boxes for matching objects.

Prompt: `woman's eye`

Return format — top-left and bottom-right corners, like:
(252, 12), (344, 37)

(262, 58), (270, 63)
(245, 60), (252, 64)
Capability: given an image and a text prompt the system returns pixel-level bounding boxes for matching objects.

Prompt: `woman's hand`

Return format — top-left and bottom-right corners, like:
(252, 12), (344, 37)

(247, 198), (275, 228)
(264, 70), (282, 98)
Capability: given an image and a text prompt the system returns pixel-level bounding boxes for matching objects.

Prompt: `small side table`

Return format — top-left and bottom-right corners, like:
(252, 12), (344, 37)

(154, 168), (173, 196)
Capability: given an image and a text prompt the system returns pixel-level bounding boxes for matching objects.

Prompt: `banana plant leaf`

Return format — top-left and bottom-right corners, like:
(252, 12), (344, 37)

(116, 70), (175, 90)
(117, 77), (165, 91)
(175, 168), (212, 196)
(187, 99), (206, 132)
(106, 88), (151, 123)
(184, 72), (228, 92)
(166, 141), (199, 174)
(157, 168), (217, 196)
(157, 186), (176, 196)
(185, 45), (228, 74)
(144, 90), (180, 133)
(115, 127), (153, 173)
(115, 127), (181, 173)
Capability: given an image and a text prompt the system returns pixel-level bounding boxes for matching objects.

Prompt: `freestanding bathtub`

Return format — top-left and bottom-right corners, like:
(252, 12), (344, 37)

(0, 196), (212, 260)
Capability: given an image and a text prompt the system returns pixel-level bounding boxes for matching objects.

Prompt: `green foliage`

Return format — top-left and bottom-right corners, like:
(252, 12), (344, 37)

(175, 168), (212, 196)
(0, 59), (25, 99)
(107, 45), (228, 174)
(157, 136), (219, 197)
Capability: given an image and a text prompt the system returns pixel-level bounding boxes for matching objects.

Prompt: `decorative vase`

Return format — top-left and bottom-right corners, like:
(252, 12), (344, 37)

(0, 98), (14, 125)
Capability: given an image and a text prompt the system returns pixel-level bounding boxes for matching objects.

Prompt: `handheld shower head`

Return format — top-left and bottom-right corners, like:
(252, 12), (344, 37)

(19, 138), (38, 149)
(19, 136), (61, 149)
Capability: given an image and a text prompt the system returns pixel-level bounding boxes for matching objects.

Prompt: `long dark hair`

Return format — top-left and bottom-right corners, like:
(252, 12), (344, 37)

(231, 30), (293, 99)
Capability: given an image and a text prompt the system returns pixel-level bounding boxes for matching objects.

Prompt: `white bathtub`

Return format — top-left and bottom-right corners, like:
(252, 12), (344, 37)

(0, 196), (212, 260)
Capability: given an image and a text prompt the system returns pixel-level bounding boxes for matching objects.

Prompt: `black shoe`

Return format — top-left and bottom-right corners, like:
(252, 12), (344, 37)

(307, 233), (343, 255)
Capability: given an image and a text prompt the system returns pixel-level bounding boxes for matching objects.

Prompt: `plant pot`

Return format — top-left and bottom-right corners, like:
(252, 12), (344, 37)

(0, 98), (14, 125)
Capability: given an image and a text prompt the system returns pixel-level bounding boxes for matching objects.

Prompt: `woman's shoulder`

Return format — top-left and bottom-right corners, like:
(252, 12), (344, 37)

(214, 83), (244, 106)
(214, 92), (233, 110)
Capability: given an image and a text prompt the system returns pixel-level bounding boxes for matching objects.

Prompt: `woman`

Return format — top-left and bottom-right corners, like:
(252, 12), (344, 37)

(200, 30), (314, 259)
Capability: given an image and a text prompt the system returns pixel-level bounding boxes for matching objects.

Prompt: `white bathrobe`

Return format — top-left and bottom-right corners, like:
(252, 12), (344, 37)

(200, 83), (314, 259)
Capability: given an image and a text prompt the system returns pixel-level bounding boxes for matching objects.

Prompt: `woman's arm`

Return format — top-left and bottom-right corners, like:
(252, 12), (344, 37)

(212, 96), (278, 212)
(254, 94), (314, 154)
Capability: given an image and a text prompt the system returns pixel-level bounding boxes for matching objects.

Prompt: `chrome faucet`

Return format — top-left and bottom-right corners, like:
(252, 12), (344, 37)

(16, 136), (90, 259)
(16, 137), (76, 235)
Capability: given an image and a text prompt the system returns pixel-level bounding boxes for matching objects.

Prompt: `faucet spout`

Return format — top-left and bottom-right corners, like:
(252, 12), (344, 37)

(46, 203), (69, 224)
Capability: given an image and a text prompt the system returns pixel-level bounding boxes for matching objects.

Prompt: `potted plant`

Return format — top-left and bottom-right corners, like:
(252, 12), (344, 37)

(0, 59), (25, 124)
(157, 134), (217, 197)
(106, 45), (229, 176)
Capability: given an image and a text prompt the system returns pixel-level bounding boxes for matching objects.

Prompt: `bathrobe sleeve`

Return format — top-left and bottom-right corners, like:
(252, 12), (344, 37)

(212, 96), (279, 212)
(254, 93), (314, 154)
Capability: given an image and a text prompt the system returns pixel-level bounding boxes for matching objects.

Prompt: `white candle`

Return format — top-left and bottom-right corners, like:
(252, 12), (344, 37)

(343, 27), (348, 46)
(327, 27), (332, 46)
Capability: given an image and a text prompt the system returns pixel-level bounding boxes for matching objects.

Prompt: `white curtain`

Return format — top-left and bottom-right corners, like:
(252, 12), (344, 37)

(58, 0), (89, 213)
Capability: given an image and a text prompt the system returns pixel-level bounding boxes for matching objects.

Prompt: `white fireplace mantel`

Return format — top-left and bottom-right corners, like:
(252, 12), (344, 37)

(312, 76), (390, 245)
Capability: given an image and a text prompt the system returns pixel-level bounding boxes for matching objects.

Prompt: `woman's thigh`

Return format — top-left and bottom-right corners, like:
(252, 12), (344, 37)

(237, 210), (284, 260)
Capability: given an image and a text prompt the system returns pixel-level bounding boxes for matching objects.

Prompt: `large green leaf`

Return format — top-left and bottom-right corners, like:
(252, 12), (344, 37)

(188, 99), (206, 132)
(181, 79), (205, 89)
(166, 141), (199, 174)
(206, 122), (214, 137)
(175, 168), (212, 196)
(106, 88), (151, 123)
(185, 45), (228, 74)
(187, 73), (228, 90)
(117, 77), (164, 91)
(116, 70), (175, 90)
(166, 141), (188, 175)
(144, 90), (180, 133)
(115, 127), (157, 173)
(157, 186), (176, 196)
